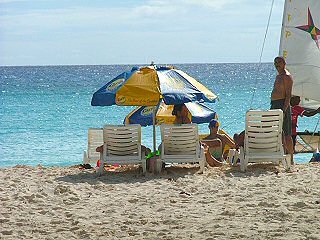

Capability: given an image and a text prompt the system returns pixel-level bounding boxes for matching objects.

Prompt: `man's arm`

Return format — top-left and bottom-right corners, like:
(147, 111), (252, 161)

(283, 74), (293, 112)
(303, 107), (320, 117)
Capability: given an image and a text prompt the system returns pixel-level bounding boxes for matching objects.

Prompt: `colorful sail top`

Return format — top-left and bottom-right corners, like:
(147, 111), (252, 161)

(279, 0), (320, 109)
(91, 66), (218, 107)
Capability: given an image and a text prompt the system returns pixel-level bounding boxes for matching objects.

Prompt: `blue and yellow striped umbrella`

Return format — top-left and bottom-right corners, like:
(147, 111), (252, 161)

(124, 101), (218, 126)
(91, 65), (218, 107)
(91, 65), (218, 152)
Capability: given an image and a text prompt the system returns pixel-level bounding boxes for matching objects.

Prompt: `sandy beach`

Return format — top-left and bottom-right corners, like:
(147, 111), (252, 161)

(1, 163), (320, 240)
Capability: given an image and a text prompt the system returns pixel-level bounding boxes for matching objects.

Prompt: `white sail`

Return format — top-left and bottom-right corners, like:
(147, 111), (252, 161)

(279, 0), (320, 109)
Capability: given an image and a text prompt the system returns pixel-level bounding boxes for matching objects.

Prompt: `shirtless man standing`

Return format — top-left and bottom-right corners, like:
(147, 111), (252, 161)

(271, 56), (294, 163)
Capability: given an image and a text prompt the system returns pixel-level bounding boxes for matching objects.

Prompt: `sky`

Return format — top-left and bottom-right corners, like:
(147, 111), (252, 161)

(0, 0), (285, 66)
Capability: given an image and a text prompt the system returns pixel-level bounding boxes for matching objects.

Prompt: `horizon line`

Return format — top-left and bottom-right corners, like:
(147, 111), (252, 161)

(0, 61), (274, 67)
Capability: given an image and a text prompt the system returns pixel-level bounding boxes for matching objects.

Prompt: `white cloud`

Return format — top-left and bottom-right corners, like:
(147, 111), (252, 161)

(0, 0), (244, 33)
(0, 0), (284, 65)
(0, 0), (25, 3)
(147, 0), (236, 10)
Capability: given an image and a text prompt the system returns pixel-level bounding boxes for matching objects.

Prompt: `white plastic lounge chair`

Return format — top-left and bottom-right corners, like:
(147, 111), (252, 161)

(156, 124), (205, 173)
(83, 128), (103, 165)
(239, 109), (290, 172)
(99, 124), (146, 173)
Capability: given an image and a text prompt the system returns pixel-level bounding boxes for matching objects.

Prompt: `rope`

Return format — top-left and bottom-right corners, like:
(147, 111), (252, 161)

(249, 0), (275, 109)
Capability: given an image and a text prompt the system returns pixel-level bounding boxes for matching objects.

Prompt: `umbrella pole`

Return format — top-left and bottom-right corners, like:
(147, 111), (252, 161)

(153, 106), (157, 153)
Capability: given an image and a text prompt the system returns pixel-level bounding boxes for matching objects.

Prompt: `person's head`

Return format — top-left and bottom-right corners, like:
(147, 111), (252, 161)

(274, 56), (286, 72)
(172, 104), (188, 117)
(208, 119), (220, 133)
(290, 95), (301, 106)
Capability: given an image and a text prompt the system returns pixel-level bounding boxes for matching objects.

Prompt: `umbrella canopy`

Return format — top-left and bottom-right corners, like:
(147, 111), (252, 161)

(124, 101), (218, 126)
(91, 66), (218, 107)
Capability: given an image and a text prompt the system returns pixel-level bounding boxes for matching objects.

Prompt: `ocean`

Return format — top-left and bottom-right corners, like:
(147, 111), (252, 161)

(0, 63), (317, 167)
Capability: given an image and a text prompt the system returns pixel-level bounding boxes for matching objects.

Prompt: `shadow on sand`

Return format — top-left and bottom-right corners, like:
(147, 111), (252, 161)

(221, 163), (291, 178)
(55, 164), (204, 185)
(56, 162), (293, 185)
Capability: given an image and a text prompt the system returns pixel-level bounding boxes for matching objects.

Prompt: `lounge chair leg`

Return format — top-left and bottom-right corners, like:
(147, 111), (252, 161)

(155, 158), (162, 174)
(199, 160), (205, 174)
(83, 150), (88, 164)
(240, 156), (248, 172)
(240, 161), (245, 172)
(239, 147), (247, 172)
(141, 158), (147, 174)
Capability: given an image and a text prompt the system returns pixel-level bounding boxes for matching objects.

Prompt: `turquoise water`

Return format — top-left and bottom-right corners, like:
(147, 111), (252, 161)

(0, 63), (317, 167)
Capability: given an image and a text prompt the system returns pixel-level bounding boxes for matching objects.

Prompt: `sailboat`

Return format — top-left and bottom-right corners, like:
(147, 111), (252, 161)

(279, 0), (320, 153)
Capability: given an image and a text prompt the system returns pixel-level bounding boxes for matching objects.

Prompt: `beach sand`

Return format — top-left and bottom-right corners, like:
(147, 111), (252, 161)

(1, 163), (320, 240)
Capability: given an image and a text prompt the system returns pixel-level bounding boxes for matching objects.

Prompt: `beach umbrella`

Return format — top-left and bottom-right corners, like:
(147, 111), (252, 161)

(91, 65), (218, 152)
(124, 100), (218, 126)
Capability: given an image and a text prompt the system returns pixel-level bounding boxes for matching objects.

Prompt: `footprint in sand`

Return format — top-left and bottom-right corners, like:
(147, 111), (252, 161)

(65, 212), (73, 218)
(50, 219), (64, 225)
(20, 194), (37, 203)
(38, 210), (49, 215)
(1, 230), (13, 235)
(0, 196), (9, 201)
(0, 218), (10, 224)
(128, 198), (139, 203)
(292, 201), (308, 209)
(54, 184), (72, 195)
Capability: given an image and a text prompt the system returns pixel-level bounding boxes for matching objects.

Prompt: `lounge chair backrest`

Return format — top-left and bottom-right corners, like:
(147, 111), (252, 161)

(103, 124), (142, 159)
(239, 109), (290, 171)
(157, 124), (205, 173)
(99, 124), (146, 173)
(245, 109), (283, 154)
(161, 124), (199, 156)
(83, 128), (103, 164)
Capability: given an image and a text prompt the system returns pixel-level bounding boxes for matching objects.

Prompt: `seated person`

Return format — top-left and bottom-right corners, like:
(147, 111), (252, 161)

(172, 104), (191, 124)
(201, 119), (236, 167)
(233, 130), (245, 149)
(233, 116), (276, 150)
(157, 103), (192, 152)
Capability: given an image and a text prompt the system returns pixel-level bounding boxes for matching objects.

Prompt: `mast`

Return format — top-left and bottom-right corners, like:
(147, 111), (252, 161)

(278, 0), (288, 57)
